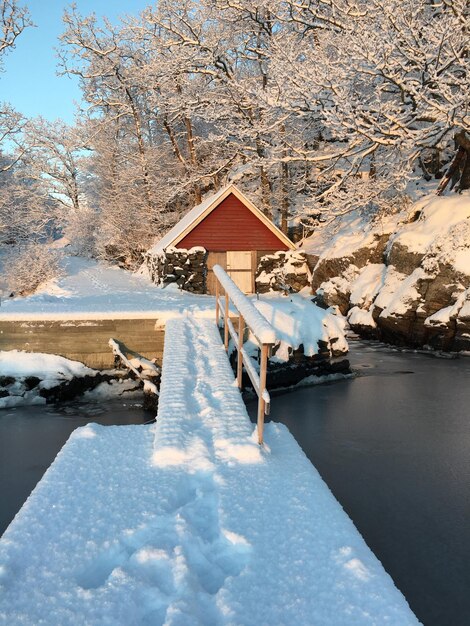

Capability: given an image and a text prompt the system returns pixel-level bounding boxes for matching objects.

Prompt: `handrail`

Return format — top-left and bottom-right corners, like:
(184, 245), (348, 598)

(213, 264), (276, 445)
(213, 265), (276, 345)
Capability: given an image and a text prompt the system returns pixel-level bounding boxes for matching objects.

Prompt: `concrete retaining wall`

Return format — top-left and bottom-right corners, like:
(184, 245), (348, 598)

(0, 319), (166, 369)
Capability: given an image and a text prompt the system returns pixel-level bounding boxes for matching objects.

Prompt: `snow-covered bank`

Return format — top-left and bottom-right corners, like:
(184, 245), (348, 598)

(0, 351), (139, 409)
(0, 318), (419, 625)
(253, 293), (348, 361)
(0, 351), (96, 409)
(244, 295), (351, 387)
(0, 350), (94, 380)
(307, 193), (470, 351)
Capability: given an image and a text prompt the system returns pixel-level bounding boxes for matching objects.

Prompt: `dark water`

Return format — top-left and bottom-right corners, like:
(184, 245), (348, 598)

(0, 397), (154, 536)
(247, 341), (470, 626)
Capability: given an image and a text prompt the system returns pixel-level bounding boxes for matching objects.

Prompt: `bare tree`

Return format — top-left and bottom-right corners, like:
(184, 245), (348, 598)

(23, 117), (87, 212)
(59, 7), (158, 217)
(0, 2), (64, 295)
(0, 0), (31, 67)
(53, 0), (469, 268)
(0, 1), (30, 169)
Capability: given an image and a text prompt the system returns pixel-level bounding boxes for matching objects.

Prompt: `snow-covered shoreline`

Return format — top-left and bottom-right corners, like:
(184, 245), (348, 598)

(0, 256), (350, 387)
(0, 257), (216, 321)
(0, 350), (143, 409)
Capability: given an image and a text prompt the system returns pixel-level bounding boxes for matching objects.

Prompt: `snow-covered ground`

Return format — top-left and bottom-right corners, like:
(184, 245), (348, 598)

(304, 192), (470, 346)
(0, 350), (94, 380)
(0, 351), (141, 409)
(0, 318), (419, 625)
(0, 256), (215, 320)
(0, 256), (348, 363)
(388, 192), (470, 273)
(299, 206), (404, 260)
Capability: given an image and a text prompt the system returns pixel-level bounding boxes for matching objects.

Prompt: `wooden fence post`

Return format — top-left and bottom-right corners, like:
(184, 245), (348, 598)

(257, 344), (268, 445)
(215, 281), (220, 327)
(224, 291), (229, 350)
(237, 315), (245, 388)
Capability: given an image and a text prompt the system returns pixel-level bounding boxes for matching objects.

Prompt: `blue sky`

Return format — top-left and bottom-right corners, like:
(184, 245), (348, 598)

(1, 0), (151, 124)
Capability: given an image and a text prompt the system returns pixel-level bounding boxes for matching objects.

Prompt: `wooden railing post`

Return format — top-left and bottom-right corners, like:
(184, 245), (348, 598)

(257, 343), (268, 445)
(215, 280), (220, 327)
(224, 290), (229, 350)
(213, 265), (275, 447)
(237, 315), (245, 388)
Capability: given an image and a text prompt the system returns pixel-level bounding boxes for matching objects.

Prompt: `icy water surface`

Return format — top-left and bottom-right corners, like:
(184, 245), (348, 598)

(0, 397), (154, 536)
(247, 340), (470, 626)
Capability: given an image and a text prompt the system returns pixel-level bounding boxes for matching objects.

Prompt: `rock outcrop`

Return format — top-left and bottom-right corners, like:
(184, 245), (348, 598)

(308, 193), (470, 351)
(0, 370), (138, 408)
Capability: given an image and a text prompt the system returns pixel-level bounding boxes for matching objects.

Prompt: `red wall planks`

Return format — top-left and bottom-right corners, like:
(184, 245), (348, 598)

(178, 193), (289, 251)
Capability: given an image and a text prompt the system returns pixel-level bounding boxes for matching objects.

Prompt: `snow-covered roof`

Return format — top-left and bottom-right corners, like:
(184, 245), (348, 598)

(149, 183), (295, 254)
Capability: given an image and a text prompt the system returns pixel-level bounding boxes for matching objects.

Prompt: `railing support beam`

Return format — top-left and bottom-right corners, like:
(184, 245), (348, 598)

(257, 344), (268, 445)
(237, 315), (245, 388)
(213, 264), (275, 446)
(224, 291), (229, 350)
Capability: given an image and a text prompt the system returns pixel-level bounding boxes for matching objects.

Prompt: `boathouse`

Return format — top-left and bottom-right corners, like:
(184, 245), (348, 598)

(148, 183), (295, 294)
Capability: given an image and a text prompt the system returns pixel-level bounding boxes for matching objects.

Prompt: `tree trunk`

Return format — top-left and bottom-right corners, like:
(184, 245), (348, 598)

(279, 124), (289, 234)
(184, 115), (201, 204)
(454, 130), (470, 191)
(436, 143), (466, 195)
(280, 161), (289, 235)
(256, 139), (271, 219)
(458, 151), (470, 191)
(163, 117), (187, 169)
(126, 88), (154, 214)
(70, 172), (81, 212)
(260, 165), (271, 219)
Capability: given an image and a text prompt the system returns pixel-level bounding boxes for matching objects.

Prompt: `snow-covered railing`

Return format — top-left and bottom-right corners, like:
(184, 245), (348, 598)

(213, 264), (276, 445)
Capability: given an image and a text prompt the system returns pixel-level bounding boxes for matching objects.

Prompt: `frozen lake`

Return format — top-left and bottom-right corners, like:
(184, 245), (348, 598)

(1, 341), (469, 625)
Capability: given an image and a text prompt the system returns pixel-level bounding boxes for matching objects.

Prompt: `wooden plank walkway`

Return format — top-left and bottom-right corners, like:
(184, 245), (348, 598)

(153, 316), (262, 466)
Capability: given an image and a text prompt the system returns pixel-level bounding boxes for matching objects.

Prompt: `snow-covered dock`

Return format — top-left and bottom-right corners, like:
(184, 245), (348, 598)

(0, 315), (419, 625)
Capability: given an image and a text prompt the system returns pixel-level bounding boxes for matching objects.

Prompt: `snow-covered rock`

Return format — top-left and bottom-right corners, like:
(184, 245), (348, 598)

(253, 294), (348, 361)
(0, 351), (97, 408)
(243, 295), (351, 388)
(0, 351), (140, 409)
(306, 193), (470, 350)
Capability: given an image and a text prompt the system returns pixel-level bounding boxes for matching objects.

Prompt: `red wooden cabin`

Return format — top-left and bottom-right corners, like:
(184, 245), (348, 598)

(150, 184), (295, 294)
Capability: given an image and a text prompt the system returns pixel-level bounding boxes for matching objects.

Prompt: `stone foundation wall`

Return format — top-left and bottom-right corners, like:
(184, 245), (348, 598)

(145, 247), (207, 294)
(255, 250), (311, 293)
(0, 319), (165, 369)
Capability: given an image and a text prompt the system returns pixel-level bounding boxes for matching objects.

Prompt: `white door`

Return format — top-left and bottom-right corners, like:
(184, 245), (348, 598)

(226, 251), (253, 293)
